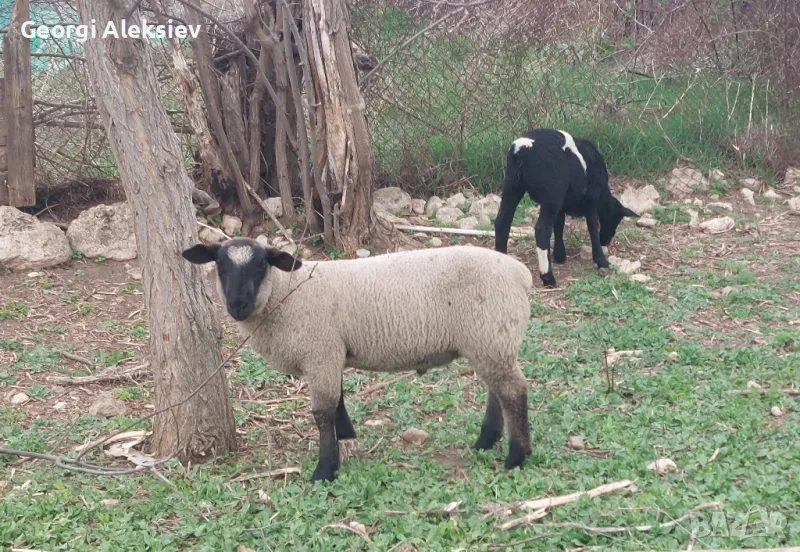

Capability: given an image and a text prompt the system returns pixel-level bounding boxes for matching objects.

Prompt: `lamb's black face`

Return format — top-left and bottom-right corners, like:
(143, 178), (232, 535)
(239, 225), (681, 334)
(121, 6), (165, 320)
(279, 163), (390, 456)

(182, 238), (301, 322)
(599, 199), (638, 246)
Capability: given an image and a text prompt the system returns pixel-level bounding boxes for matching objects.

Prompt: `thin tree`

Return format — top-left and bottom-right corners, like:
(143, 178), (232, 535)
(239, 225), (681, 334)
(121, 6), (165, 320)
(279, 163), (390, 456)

(76, 0), (237, 462)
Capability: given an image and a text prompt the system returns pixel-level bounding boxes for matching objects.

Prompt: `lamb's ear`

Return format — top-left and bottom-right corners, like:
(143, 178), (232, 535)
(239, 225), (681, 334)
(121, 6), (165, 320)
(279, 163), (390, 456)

(266, 249), (302, 272)
(182, 243), (221, 264)
(620, 206), (639, 218)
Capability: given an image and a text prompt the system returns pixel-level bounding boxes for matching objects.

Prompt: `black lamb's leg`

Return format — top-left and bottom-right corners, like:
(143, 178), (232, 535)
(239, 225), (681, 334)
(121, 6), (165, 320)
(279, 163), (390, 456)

(553, 210), (567, 264)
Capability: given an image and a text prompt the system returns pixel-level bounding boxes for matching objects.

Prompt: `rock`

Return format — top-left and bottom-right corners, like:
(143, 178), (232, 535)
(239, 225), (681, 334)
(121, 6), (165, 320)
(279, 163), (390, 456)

(687, 209), (700, 229)
(124, 264), (142, 281)
(636, 214), (656, 228)
(445, 192), (466, 208)
(299, 246), (313, 259)
(647, 458), (678, 475)
(770, 405), (784, 418)
(255, 235), (271, 248)
(631, 274), (651, 283)
(0, 207), (72, 270)
(10, 392), (29, 405)
(788, 197), (800, 215)
(668, 351), (679, 361)
(763, 188), (781, 200)
(53, 401), (68, 411)
(708, 168), (726, 181)
(88, 392), (129, 418)
(355, 248), (371, 258)
(699, 216), (735, 234)
(709, 194), (720, 200)
(707, 202), (733, 211)
(566, 436), (585, 450)
(739, 177), (762, 191)
(427, 237), (443, 247)
(424, 196), (443, 216)
(409, 216), (431, 226)
(199, 227), (225, 244)
(272, 236), (285, 246)
(402, 428), (429, 445)
(66, 203), (137, 261)
(374, 187), (413, 216)
(264, 197), (283, 218)
(579, 245), (593, 260)
(27, 271), (44, 278)
(692, 198), (704, 207)
(220, 215), (242, 236)
(435, 207), (463, 224)
(280, 243), (298, 256)
(784, 167), (800, 188)
(411, 198), (426, 215)
(621, 185), (660, 214)
(468, 194), (501, 218)
(455, 216), (479, 230)
(412, 232), (428, 239)
(740, 188), (755, 205)
(668, 167), (708, 197)
(608, 256), (641, 274)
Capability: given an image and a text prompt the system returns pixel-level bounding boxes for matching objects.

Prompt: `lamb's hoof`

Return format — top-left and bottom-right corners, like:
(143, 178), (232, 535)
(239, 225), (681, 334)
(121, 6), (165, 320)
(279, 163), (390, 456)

(312, 460), (339, 482)
(598, 266), (612, 277)
(553, 251), (567, 264)
(504, 439), (531, 470)
(540, 273), (557, 288)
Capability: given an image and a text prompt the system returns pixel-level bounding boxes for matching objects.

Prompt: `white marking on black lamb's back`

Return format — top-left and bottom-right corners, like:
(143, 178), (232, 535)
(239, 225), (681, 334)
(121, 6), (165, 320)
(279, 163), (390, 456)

(512, 137), (535, 154)
(228, 245), (254, 266)
(558, 130), (587, 173)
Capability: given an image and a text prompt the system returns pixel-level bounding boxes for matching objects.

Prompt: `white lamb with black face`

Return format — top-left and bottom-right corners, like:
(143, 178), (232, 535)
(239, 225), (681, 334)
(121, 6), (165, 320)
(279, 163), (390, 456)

(184, 237), (534, 482)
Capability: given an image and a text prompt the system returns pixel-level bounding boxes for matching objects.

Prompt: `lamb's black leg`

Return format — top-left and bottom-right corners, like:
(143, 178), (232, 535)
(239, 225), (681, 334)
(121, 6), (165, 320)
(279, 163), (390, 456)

(553, 211), (567, 264)
(335, 383), (356, 440)
(494, 176), (526, 254)
(311, 404), (340, 482)
(534, 205), (558, 287)
(474, 390), (504, 450)
(586, 211), (610, 269)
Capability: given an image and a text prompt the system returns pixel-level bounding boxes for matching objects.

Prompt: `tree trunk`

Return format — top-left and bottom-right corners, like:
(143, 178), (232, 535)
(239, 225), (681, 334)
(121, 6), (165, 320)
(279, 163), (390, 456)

(78, 0), (237, 463)
(304, 0), (380, 251)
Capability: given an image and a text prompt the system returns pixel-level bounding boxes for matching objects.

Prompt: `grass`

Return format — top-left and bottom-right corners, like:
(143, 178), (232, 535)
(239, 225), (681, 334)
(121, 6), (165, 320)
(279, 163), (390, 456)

(1, 257), (798, 551)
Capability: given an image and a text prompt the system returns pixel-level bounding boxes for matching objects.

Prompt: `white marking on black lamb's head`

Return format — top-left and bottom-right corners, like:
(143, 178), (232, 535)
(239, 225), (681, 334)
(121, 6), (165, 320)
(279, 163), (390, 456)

(512, 137), (535, 154)
(182, 237), (302, 321)
(557, 130), (588, 173)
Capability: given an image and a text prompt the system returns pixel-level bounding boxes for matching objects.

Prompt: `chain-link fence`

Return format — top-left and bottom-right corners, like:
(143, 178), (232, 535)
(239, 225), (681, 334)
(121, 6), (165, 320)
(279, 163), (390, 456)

(3, 0), (799, 200)
(352, 0), (800, 195)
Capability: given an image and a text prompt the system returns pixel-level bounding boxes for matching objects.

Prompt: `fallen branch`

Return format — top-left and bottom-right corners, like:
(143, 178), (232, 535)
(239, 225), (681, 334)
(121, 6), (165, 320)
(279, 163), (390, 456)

(727, 388), (799, 396)
(196, 221), (229, 240)
(497, 508), (548, 531)
(510, 479), (634, 512)
(245, 183), (295, 247)
(47, 363), (151, 385)
(61, 351), (97, 368)
(232, 467), (301, 482)
(394, 224), (533, 239)
(358, 374), (413, 397)
(553, 501), (721, 534)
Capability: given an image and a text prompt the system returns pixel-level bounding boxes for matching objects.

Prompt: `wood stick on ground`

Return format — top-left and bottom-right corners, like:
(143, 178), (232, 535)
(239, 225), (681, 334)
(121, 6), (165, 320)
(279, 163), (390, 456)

(245, 183), (295, 246)
(497, 508), (548, 531)
(513, 479), (634, 512)
(47, 364), (151, 385)
(232, 467), (301, 482)
(727, 388), (799, 396)
(553, 501), (722, 534)
(358, 374), (413, 397)
(61, 351), (98, 367)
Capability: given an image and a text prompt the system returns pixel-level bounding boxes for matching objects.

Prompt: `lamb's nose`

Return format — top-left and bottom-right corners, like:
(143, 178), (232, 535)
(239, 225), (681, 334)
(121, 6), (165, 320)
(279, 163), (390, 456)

(228, 299), (250, 317)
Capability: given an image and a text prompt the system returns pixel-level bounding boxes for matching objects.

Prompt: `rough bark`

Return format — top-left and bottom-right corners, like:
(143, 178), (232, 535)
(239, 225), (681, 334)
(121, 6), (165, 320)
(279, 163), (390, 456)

(78, 0), (237, 463)
(4, 0), (36, 207)
(304, 0), (379, 250)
